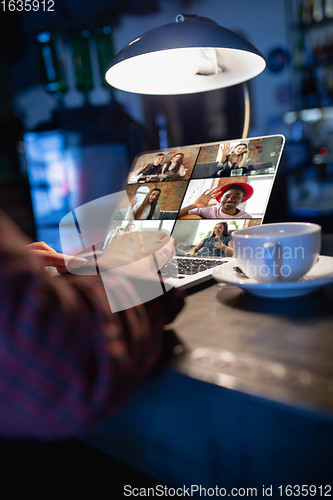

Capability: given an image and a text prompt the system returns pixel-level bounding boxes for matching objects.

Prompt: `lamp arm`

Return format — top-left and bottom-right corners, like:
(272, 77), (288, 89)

(242, 81), (250, 139)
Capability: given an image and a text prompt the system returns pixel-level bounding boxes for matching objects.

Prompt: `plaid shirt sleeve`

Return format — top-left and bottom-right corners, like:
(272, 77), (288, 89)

(0, 213), (184, 439)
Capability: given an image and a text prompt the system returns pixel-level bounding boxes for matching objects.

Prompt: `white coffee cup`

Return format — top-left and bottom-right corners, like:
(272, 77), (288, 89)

(232, 222), (321, 283)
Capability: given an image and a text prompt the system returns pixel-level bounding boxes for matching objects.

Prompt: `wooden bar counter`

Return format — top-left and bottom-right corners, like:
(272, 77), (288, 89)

(84, 238), (333, 491)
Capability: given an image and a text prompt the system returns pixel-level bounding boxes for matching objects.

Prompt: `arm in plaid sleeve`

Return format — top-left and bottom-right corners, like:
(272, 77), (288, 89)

(0, 213), (184, 438)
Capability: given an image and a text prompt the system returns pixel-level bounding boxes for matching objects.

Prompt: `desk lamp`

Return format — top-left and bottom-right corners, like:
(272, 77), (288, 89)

(105, 14), (266, 138)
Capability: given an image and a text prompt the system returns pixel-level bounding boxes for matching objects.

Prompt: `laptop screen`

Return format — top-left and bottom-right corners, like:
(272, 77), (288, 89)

(103, 134), (285, 258)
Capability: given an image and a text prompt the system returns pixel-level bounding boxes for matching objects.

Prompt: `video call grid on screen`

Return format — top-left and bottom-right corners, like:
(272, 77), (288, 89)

(110, 135), (285, 256)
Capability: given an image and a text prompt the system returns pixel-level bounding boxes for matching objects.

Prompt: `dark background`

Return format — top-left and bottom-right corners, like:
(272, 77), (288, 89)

(1, 0), (333, 494)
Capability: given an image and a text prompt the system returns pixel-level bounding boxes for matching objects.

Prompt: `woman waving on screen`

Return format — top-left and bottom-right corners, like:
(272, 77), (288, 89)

(125, 188), (161, 220)
(186, 222), (234, 257)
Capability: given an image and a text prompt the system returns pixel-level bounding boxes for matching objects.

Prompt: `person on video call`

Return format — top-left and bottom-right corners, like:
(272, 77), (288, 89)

(214, 142), (248, 177)
(186, 221), (234, 257)
(132, 153), (165, 181)
(0, 210), (183, 437)
(161, 153), (188, 180)
(124, 222), (136, 232)
(125, 188), (161, 220)
(178, 182), (253, 219)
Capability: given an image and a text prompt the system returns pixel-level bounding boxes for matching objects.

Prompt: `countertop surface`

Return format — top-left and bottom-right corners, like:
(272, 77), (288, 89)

(85, 246), (333, 487)
(168, 276), (333, 418)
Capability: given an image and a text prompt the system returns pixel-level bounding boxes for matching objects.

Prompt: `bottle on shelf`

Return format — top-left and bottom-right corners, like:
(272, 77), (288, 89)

(325, 0), (333, 18)
(95, 26), (115, 90)
(301, 66), (318, 108)
(36, 31), (68, 96)
(301, 0), (314, 24)
(71, 28), (94, 98)
(313, 0), (324, 22)
(293, 31), (306, 69)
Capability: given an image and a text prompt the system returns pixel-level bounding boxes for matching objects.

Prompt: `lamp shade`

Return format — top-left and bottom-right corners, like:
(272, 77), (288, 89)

(105, 15), (266, 95)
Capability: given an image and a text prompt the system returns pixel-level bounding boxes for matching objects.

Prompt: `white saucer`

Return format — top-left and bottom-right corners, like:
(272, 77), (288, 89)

(212, 256), (333, 298)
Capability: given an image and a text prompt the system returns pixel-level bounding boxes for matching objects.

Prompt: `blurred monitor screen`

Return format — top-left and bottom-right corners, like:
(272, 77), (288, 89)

(264, 140), (333, 233)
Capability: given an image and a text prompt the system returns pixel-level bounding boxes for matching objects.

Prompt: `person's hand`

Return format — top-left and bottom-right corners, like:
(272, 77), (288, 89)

(26, 241), (87, 274)
(213, 240), (224, 249)
(130, 197), (138, 208)
(179, 165), (188, 177)
(97, 230), (176, 281)
(96, 231), (179, 312)
(240, 150), (249, 161)
(220, 142), (232, 157)
(185, 248), (196, 256)
(193, 187), (222, 208)
(213, 239), (233, 256)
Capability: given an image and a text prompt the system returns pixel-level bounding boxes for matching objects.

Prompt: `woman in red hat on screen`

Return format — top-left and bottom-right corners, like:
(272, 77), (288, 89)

(178, 182), (253, 219)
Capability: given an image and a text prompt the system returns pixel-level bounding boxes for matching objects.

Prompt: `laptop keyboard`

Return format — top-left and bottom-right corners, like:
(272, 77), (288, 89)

(161, 257), (224, 278)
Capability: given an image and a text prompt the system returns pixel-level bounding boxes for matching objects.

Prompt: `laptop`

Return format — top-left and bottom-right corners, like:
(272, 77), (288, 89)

(60, 134), (285, 290)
